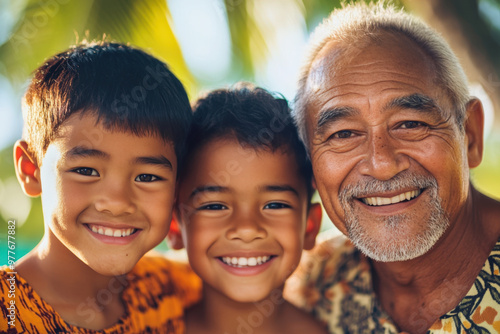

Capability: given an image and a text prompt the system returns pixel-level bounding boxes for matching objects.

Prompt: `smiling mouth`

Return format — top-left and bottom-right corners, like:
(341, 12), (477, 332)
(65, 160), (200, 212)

(360, 189), (422, 206)
(86, 224), (138, 237)
(219, 256), (274, 268)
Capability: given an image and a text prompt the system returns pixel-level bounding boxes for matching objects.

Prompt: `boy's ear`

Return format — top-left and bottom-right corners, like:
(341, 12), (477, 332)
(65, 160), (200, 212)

(464, 98), (484, 168)
(166, 211), (184, 250)
(303, 203), (322, 250)
(312, 176), (317, 190)
(14, 140), (42, 197)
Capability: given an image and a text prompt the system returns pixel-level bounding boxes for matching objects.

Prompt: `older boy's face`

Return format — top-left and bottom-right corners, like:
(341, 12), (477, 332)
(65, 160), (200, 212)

(178, 138), (311, 303)
(39, 113), (177, 275)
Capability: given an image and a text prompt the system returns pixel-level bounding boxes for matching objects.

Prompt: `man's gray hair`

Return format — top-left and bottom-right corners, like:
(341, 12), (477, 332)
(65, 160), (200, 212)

(293, 2), (470, 147)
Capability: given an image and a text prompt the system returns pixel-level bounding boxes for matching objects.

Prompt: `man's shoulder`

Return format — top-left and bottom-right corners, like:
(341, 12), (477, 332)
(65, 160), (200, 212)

(301, 233), (363, 275)
(285, 233), (370, 308)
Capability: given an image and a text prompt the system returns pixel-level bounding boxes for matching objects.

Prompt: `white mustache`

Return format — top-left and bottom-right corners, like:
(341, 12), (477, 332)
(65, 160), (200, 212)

(339, 171), (438, 204)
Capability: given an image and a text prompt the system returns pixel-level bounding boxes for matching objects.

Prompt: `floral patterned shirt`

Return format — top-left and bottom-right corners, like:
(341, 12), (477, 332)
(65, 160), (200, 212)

(285, 235), (500, 333)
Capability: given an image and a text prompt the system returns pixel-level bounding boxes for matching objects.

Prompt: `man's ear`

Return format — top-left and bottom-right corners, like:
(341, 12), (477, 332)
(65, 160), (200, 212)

(464, 98), (484, 168)
(304, 202), (322, 250)
(14, 140), (41, 197)
(166, 210), (184, 250)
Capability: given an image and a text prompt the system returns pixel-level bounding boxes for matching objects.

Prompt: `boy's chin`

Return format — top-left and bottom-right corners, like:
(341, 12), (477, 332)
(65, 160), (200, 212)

(84, 256), (140, 277)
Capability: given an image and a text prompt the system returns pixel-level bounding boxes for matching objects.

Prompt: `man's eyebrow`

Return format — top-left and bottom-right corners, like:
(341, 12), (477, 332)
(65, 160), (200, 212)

(315, 106), (358, 137)
(64, 146), (109, 160)
(190, 185), (230, 199)
(385, 93), (442, 114)
(135, 156), (173, 170)
(260, 185), (300, 198)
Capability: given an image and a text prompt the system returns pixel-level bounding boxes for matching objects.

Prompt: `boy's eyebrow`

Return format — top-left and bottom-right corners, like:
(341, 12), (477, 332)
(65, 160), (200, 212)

(190, 185), (229, 199)
(260, 185), (300, 198)
(135, 156), (173, 170)
(65, 146), (109, 160)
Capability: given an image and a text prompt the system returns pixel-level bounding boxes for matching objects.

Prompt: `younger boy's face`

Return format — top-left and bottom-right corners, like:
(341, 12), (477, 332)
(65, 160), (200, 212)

(39, 113), (177, 275)
(178, 137), (313, 303)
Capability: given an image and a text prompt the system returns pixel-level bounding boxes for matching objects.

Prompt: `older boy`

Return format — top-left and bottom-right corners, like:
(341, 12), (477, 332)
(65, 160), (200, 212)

(1, 42), (201, 333)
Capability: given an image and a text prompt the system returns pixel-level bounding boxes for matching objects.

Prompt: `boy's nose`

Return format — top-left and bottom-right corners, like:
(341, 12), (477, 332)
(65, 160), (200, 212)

(225, 213), (267, 243)
(94, 181), (136, 216)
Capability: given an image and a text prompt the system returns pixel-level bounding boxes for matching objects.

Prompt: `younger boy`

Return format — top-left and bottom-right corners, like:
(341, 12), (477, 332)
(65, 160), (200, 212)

(1, 41), (201, 333)
(173, 83), (328, 333)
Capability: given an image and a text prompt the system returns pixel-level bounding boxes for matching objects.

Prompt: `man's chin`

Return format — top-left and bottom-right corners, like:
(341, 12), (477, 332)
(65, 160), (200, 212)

(347, 218), (448, 262)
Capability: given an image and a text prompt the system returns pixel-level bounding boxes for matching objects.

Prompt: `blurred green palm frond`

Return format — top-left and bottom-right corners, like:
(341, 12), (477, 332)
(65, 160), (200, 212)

(0, 0), (195, 95)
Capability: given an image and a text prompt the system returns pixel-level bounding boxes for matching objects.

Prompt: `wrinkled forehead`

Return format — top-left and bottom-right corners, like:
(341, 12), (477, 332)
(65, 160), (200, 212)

(308, 33), (437, 92)
(303, 32), (441, 124)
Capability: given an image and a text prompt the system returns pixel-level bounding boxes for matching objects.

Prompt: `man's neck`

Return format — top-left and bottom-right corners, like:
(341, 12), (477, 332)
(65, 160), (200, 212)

(372, 188), (499, 334)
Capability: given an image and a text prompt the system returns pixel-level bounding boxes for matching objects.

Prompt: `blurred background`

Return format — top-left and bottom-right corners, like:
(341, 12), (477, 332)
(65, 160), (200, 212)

(1, 0), (499, 265)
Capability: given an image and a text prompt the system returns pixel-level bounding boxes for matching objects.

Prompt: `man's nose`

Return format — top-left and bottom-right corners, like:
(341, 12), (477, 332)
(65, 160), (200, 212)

(358, 129), (410, 180)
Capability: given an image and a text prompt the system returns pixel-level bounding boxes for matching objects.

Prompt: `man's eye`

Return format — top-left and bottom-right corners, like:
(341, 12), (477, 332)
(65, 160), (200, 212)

(329, 130), (353, 139)
(400, 121), (426, 129)
(264, 202), (291, 210)
(198, 204), (228, 210)
(135, 174), (161, 182)
(72, 167), (99, 176)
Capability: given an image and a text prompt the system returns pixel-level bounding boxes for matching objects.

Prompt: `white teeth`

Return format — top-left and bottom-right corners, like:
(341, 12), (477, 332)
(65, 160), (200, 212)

(362, 190), (421, 206)
(90, 225), (135, 237)
(221, 256), (272, 267)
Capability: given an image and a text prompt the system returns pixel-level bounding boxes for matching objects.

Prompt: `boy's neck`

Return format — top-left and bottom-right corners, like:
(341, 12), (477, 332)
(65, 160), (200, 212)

(16, 230), (127, 329)
(187, 283), (289, 334)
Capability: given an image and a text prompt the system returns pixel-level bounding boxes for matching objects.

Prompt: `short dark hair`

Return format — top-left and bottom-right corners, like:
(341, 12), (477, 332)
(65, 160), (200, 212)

(188, 82), (314, 201)
(23, 41), (192, 165)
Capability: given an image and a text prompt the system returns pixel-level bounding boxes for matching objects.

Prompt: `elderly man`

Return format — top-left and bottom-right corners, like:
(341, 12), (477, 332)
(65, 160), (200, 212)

(285, 2), (500, 333)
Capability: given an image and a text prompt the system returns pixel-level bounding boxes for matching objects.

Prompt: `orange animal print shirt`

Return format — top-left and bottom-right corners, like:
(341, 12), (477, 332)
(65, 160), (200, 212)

(0, 255), (202, 334)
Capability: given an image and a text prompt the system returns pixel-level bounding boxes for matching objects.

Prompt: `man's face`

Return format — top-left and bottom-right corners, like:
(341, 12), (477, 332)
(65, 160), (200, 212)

(39, 113), (177, 275)
(177, 138), (313, 302)
(304, 35), (470, 262)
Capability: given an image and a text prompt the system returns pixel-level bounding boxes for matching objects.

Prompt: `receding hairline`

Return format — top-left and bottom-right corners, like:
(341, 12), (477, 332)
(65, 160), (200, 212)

(293, 2), (471, 148)
(302, 30), (443, 130)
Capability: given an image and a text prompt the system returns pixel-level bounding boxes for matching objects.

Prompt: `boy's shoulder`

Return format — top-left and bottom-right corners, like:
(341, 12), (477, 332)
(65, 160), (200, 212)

(0, 256), (202, 334)
(279, 301), (329, 334)
(125, 253), (202, 308)
(1, 265), (67, 333)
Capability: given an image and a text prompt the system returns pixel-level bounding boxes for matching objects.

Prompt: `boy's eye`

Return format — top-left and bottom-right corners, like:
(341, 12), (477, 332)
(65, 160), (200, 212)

(198, 204), (228, 210)
(264, 202), (291, 210)
(72, 167), (99, 176)
(135, 174), (161, 182)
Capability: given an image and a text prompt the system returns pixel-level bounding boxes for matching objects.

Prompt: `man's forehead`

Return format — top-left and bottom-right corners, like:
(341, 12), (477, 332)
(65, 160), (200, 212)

(305, 35), (437, 102)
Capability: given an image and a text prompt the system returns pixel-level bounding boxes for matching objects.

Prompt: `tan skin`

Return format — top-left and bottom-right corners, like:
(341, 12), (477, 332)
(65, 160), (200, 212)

(14, 113), (177, 329)
(304, 33), (500, 333)
(175, 138), (327, 334)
